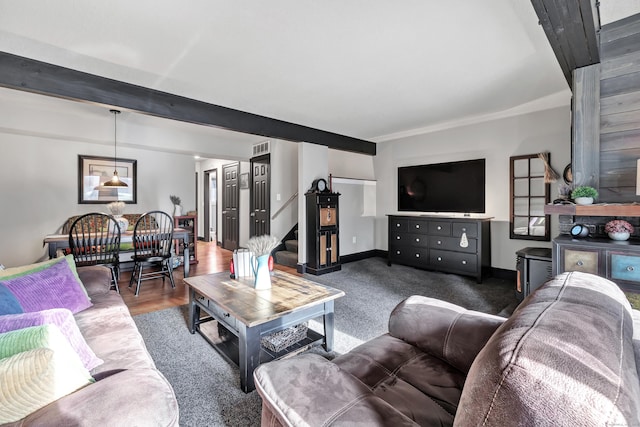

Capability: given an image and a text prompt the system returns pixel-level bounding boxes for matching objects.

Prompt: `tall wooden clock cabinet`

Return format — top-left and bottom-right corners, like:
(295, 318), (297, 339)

(305, 191), (341, 275)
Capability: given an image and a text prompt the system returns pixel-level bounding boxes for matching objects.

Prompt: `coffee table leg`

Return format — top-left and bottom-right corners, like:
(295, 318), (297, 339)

(323, 300), (335, 352)
(238, 324), (260, 393)
(188, 288), (198, 334)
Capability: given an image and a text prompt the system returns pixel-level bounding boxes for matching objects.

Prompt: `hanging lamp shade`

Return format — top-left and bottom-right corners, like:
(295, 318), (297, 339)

(104, 109), (128, 187)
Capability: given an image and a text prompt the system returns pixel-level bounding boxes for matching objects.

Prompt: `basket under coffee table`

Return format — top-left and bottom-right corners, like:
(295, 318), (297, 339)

(185, 270), (345, 393)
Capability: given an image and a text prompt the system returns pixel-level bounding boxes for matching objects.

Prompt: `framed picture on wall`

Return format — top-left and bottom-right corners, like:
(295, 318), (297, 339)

(78, 155), (137, 204)
(240, 172), (249, 189)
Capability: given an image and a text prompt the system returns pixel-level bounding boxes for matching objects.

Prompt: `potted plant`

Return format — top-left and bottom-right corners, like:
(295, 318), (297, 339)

(170, 195), (182, 217)
(571, 186), (598, 205)
(605, 220), (634, 241)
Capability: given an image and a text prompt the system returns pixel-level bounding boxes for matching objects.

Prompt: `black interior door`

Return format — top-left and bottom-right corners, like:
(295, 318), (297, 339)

(250, 155), (270, 237)
(222, 162), (239, 250)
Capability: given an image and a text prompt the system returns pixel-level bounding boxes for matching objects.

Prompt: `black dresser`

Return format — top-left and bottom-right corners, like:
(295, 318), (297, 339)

(387, 215), (491, 283)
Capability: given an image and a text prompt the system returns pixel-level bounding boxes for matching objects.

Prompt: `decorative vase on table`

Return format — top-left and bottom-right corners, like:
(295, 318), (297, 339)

(173, 205), (182, 217)
(114, 215), (129, 233)
(252, 254), (271, 290)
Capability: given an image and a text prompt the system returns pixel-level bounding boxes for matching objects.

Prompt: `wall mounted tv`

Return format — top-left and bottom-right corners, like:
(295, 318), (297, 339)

(398, 159), (486, 214)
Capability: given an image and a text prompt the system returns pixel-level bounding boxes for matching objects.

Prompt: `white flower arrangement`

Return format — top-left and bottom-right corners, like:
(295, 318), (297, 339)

(107, 201), (125, 216)
(245, 235), (279, 257)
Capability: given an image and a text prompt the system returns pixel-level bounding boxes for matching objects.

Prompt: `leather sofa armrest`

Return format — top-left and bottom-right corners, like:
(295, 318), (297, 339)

(388, 295), (506, 373)
(77, 266), (113, 298)
(254, 353), (417, 426)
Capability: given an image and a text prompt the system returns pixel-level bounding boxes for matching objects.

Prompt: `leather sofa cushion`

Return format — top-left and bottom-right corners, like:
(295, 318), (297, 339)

(334, 334), (464, 425)
(455, 271), (640, 426)
(388, 295), (505, 373)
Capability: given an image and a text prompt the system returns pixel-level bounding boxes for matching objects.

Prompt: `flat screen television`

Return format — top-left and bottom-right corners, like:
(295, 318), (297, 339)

(398, 159), (486, 213)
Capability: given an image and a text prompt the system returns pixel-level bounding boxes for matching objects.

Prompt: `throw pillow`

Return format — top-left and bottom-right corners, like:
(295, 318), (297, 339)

(0, 254), (80, 282)
(1, 259), (92, 314)
(0, 347), (94, 423)
(0, 255), (89, 299)
(0, 308), (103, 371)
(0, 283), (23, 315)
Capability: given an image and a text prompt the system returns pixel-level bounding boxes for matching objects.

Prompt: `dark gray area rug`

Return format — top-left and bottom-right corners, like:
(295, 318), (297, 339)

(133, 257), (518, 426)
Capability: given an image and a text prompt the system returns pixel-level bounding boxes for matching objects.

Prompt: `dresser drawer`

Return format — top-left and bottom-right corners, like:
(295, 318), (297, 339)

(429, 236), (476, 253)
(197, 296), (239, 334)
(562, 249), (598, 274)
(390, 246), (428, 263)
(317, 194), (339, 206)
(429, 221), (451, 236)
(453, 223), (477, 238)
(408, 219), (429, 233)
(430, 249), (477, 273)
(609, 253), (640, 283)
(390, 232), (428, 247)
(390, 218), (408, 232)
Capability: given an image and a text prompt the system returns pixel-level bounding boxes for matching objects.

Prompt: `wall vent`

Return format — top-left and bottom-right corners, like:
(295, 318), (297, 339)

(252, 140), (271, 157)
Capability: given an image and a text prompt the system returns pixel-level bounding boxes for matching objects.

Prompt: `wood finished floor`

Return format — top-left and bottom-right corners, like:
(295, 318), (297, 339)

(120, 241), (298, 316)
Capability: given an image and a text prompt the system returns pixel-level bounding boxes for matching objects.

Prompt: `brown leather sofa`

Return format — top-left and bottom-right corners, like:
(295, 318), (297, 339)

(254, 271), (640, 426)
(2, 266), (179, 426)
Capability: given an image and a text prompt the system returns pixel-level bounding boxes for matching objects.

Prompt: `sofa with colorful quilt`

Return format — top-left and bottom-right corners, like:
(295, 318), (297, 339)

(0, 255), (179, 426)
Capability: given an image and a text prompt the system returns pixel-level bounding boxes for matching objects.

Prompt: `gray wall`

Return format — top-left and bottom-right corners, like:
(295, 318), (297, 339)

(373, 105), (572, 271)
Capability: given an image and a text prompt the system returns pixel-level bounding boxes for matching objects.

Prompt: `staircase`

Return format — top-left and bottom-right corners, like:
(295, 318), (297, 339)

(598, 13), (640, 202)
(274, 230), (298, 268)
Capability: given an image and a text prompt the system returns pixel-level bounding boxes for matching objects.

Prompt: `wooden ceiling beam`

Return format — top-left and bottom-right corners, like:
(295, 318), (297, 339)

(0, 51), (376, 156)
(530, 0), (600, 87)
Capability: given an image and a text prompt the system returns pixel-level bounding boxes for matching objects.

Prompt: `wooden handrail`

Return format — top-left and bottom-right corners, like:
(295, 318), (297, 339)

(271, 191), (298, 220)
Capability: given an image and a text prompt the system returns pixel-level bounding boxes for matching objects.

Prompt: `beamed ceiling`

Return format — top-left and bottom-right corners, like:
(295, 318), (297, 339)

(1, 1), (639, 155)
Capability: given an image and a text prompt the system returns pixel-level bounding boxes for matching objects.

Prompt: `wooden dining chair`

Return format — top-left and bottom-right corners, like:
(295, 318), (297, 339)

(68, 212), (121, 292)
(129, 210), (176, 296)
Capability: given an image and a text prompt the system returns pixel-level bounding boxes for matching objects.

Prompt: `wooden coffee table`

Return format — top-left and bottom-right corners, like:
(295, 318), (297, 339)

(184, 270), (345, 392)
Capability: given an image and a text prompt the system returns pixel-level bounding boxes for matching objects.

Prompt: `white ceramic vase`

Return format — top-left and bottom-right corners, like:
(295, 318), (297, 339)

(173, 205), (183, 217)
(115, 215), (129, 232)
(608, 232), (630, 241)
(574, 197), (593, 205)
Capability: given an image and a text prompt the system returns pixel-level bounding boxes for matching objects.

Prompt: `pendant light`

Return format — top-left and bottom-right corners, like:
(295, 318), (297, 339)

(103, 109), (128, 187)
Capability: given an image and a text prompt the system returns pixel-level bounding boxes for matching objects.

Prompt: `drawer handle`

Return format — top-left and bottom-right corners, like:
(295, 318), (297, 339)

(576, 260), (584, 266)
(415, 254), (420, 258)
(396, 250), (401, 255)
(415, 224), (420, 229)
(415, 238), (420, 242)
(437, 257), (442, 261)
(396, 236), (401, 240)
(462, 227), (467, 232)
(396, 223), (400, 227)
(437, 240), (442, 245)
(627, 266), (635, 272)
(462, 260), (467, 265)
(437, 226), (442, 230)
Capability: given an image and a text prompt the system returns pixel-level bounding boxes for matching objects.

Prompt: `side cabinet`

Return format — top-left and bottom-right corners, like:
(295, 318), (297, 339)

(306, 192), (341, 275)
(553, 235), (640, 291)
(388, 215), (491, 283)
(174, 215), (198, 265)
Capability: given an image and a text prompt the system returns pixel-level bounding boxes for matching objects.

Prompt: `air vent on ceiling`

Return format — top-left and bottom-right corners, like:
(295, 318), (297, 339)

(252, 140), (270, 157)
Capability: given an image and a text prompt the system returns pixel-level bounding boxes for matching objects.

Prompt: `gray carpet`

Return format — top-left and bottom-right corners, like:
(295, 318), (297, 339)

(133, 257), (518, 426)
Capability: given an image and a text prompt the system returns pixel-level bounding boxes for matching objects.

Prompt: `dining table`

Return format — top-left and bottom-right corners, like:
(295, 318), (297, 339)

(42, 227), (191, 277)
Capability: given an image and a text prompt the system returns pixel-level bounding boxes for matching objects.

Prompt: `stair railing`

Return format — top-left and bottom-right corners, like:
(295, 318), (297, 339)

(271, 191), (298, 220)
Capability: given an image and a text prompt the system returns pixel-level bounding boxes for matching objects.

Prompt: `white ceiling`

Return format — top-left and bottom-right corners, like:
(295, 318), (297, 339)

(1, 1), (639, 145)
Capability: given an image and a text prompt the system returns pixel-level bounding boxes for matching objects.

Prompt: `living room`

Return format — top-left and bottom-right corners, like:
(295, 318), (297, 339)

(2, 1), (640, 426)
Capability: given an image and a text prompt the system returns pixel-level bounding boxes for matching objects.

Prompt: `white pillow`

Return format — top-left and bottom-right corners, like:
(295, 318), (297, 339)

(0, 325), (94, 423)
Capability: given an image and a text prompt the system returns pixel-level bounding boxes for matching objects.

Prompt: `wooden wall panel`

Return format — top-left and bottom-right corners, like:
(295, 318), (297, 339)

(598, 14), (640, 203)
(572, 64), (601, 187)
(601, 52), (640, 81)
